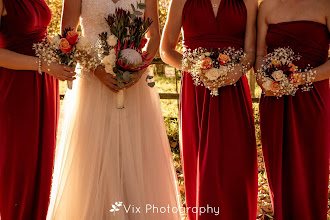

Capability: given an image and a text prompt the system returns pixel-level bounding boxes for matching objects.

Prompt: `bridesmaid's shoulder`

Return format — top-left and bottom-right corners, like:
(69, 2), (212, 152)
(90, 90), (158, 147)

(257, 0), (275, 17)
(243, 0), (258, 9)
(258, 0), (276, 11)
(169, 0), (187, 10)
(325, 0), (330, 12)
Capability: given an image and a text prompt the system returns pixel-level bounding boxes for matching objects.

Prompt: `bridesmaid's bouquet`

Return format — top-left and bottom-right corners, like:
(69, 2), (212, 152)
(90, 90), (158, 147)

(98, 3), (154, 109)
(33, 27), (98, 89)
(182, 47), (245, 96)
(257, 47), (315, 97)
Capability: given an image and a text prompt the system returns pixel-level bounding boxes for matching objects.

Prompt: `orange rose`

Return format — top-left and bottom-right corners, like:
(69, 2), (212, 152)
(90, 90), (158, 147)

(270, 81), (281, 92)
(201, 57), (213, 71)
(217, 53), (230, 65)
(66, 30), (79, 45)
(289, 73), (302, 85)
(288, 63), (298, 73)
(271, 59), (281, 67)
(59, 38), (73, 54)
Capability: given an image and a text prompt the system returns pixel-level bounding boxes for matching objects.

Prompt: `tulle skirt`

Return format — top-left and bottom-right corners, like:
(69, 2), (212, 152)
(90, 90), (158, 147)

(47, 70), (181, 220)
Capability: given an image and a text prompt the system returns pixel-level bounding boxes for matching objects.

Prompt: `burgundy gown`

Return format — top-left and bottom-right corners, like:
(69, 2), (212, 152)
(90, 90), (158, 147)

(0, 1), (58, 220)
(260, 21), (330, 220)
(180, 0), (258, 219)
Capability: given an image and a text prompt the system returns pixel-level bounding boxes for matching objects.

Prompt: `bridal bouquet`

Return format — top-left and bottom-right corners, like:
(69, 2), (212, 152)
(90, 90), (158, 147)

(98, 3), (153, 109)
(33, 27), (98, 89)
(182, 47), (245, 96)
(257, 47), (315, 97)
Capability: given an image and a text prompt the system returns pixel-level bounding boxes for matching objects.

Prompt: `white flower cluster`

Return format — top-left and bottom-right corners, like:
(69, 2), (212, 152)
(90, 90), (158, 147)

(182, 47), (245, 96)
(99, 34), (118, 76)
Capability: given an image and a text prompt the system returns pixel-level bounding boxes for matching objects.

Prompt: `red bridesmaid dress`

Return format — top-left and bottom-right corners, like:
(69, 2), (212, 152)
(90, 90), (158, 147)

(0, 1), (58, 220)
(260, 21), (330, 220)
(180, 0), (258, 219)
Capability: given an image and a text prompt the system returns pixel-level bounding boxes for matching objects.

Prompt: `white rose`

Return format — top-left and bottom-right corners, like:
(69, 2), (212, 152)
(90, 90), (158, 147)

(104, 64), (116, 76)
(272, 70), (286, 81)
(218, 66), (228, 77)
(51, 35), (61, 47)
(108, 53), (116, 65)
(262, 78), (274, 91)
(102, 54), (116, 66)
(106, 34), (118, 47)
(102, 56), (110, 65)
(109, 48), (116, 56)
(204, 68), (221, 81)
(76, 36), (90, 51)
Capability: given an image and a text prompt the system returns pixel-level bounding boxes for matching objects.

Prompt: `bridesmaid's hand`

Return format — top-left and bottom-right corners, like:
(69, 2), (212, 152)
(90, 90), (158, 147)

(289, 72), (307, 86)
(223, 65), (243, 86)
(93, 65), (120, 93)
(262, 88), (286, 97)
(42, 61), (76, 81)
(263, 90), (277, 97)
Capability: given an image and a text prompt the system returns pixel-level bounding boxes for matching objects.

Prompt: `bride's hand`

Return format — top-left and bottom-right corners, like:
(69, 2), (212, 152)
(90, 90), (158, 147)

(93, 65), (120, 93)
(222, 65), (243, 86)
(121, 69), (147, 90)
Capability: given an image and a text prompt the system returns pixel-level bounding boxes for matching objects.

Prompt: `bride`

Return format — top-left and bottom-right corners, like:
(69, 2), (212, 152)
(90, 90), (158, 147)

(46, 0), (181, 219)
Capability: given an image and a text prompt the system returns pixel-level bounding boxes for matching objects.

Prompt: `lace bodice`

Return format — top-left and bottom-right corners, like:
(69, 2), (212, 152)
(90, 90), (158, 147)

(80, 0), (144, 44)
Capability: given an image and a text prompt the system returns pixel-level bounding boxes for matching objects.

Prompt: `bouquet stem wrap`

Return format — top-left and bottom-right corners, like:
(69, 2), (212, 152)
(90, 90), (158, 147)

(67, 81), (73, 90)
(117, 90), (125, 109)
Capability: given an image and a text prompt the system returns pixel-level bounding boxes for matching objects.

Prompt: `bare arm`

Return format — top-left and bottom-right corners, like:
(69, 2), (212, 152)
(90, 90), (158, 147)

(0, 0), (74, 80)
(143, 0), (161, 62)
(301, 2), (330, 83)
(160, 0), (185, 70)
(255, 0), (268, 87)
(242, 0), (258, 70)
(222, 0), (257, 86)
(61, 0), (81, 32)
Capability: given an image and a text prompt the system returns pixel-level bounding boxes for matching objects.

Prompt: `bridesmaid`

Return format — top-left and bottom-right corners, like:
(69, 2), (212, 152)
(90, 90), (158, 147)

(0, 0), (75, 219)
(256, 0), (330, 219)
(160, 0), (258, 219)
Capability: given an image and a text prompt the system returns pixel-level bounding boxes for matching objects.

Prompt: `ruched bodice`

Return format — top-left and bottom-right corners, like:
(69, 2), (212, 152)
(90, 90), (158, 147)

(0, 0), (51, 54)
(266, 21), (329, 69)
(182, 0), (246, 49)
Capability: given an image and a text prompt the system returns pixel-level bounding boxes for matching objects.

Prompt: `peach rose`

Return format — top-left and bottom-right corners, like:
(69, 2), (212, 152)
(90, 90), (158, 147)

(271, 70), (286, 81)
(204, 68), (221, 80)
(262, 78), (273, 91)
(217, 53), (230, 65)
(201, 57), (213, 71)
(288, 63), (298, 73)
(271, 59), (281, 67)
(66, 31), (79, 45)
(289, 73), (302, 85)
(270, 81), (281, 92)
(59, 38), (73, 54)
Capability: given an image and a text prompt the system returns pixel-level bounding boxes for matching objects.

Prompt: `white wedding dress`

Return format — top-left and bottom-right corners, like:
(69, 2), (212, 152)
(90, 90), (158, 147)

(46, 0), (181, 219)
